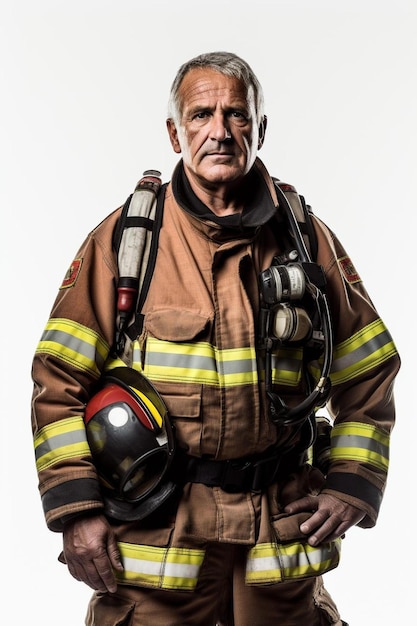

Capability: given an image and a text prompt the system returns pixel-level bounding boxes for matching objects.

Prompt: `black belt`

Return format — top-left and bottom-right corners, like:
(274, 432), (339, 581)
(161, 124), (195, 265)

(176, 449), (306, 494)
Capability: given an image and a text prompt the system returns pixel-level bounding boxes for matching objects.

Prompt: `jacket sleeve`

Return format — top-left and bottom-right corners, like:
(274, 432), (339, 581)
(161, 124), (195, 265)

(31, 209), (121, 531)
(313, 215), (401, 527)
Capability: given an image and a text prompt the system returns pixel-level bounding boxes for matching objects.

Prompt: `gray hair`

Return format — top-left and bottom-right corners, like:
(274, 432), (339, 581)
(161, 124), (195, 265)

(167, 51), (265, 126)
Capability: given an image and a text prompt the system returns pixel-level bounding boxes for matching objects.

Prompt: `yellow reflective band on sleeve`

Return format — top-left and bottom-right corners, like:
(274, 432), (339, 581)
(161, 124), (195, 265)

(34, 416), (90, 472)
(330, 422), (390, 471)
(143, 338), (258, 387)
(115, 542), (205, 590)
(36, 318), (109, 377)
(246, 539), (341, 584)
(329, 319), (397, 386)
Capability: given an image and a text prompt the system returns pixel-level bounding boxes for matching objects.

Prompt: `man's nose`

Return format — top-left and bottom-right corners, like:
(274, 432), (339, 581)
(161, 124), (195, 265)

(210, 116), (231, 142)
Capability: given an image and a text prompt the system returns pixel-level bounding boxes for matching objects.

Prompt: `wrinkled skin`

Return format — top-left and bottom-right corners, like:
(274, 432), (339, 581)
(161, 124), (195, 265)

(166, 68), (266, 216)
(63, 514), (123, 593)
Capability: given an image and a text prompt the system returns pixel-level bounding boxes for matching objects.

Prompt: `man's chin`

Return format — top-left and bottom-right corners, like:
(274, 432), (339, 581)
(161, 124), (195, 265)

(198, 162), (245, 185)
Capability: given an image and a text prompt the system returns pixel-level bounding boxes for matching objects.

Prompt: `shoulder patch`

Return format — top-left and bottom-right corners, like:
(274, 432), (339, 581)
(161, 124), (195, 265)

(338, 256), (361, 284)
(276, 181), (297, 193)
(60, 258), (83, 289)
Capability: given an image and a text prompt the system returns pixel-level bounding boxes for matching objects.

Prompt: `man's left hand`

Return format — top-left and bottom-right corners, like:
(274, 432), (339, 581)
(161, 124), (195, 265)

(284, 493), (366, 546)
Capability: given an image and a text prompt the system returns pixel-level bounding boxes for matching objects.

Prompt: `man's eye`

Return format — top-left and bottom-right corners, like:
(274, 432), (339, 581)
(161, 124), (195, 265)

(231, 111), (247, 120)
(194, 112), (209, 120)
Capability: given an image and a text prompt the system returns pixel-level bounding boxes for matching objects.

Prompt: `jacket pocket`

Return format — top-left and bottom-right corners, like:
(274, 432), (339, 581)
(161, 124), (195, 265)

(271, 511), (312, 542)
(268, 463), (325, 541)
(142, 308), (212, 420)
(158, 388), (202, 420)
(145, 308), (212, 342)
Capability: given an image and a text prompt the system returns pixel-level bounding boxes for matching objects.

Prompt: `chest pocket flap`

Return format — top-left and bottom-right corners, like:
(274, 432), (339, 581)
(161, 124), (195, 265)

(145, 308), (212, 342)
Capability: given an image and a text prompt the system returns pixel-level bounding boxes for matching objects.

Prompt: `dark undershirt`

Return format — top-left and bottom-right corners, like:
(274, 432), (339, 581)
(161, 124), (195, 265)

(171, 161), (277, 232)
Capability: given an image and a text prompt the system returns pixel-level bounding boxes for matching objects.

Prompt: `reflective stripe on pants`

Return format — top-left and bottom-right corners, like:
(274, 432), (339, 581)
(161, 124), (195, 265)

(86, 542), (345, 626)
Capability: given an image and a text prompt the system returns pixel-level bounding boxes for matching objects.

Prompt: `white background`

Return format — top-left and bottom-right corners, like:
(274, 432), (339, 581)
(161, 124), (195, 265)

(1, 0), (415, 623)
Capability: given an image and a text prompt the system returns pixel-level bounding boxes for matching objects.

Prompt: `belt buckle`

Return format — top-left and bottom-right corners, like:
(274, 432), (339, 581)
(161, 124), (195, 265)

(221, 459), (252, 493)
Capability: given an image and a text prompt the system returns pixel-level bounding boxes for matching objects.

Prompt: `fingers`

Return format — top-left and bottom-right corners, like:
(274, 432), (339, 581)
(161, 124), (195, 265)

(284, 496), (317, 515)
(67, 552), (118, 593)
(63, 515), (123, 593)
(300, 511), (347, 546)
(284, 494), (366, 546)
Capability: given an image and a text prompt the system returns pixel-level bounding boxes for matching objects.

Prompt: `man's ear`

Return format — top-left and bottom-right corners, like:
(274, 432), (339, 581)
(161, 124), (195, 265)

(258, 115), (267, 149)
(166, 119), (182, 154)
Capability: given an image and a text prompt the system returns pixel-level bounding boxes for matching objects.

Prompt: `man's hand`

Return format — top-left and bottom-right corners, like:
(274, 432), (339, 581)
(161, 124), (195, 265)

(63, 514), (124, 593)
(284, 493), (366, 546)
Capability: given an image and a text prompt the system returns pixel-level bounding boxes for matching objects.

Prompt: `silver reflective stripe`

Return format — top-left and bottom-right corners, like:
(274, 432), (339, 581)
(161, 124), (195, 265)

(116, 543), (205, 590)
(246, 540), (341, 584)
(332, 433), (388, 458)
(34, 416), (90, 472)
(122, 556), (201, 580)
(147, 350), (216, 372)
(331, 328), (393, 374)
(35, 428), (87, 460)
(36, 318), (108, 376)
(330, 422), (390, 471)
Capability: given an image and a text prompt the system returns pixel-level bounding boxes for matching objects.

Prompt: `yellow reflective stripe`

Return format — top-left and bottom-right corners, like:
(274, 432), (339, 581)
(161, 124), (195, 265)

(36, 318), (109, 377)
(136, 340), (302, 388)
(271, 347), (303, 386)
(330, 319), (397, 385)
(104, 355), (127, 371)
(144, 338), (258, 387)
(246, 539), (341, 584)
(34, 416), (90, 472)
(116, 542), (205, 590)
(330, 422), (390, 471)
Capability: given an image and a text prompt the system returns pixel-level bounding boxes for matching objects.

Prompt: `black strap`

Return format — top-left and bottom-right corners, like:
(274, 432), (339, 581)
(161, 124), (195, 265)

(176, 449), (306, 494)
(299, 195), (318, 261)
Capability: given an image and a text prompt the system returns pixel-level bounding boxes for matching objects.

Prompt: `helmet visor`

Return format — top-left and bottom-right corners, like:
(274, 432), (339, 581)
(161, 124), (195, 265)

(119, 447), (170, 502)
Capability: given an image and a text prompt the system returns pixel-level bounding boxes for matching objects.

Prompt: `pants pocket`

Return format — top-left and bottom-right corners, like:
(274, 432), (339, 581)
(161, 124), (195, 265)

(85, 591), (135, 626)
(313, 577), (344, 625)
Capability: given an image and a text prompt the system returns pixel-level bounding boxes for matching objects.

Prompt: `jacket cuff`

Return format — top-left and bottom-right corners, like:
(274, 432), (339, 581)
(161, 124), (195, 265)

(322, 471), (382, 527)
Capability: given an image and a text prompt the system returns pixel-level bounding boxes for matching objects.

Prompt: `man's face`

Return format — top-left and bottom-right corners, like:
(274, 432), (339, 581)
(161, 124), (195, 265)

(167, 68), (265, 190)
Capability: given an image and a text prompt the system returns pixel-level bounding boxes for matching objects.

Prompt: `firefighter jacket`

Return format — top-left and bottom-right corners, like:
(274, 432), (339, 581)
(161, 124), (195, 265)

(31, 157), (400, 591)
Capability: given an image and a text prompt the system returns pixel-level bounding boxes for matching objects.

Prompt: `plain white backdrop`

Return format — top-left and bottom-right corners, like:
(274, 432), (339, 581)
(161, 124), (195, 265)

(1, 1), (415, 623)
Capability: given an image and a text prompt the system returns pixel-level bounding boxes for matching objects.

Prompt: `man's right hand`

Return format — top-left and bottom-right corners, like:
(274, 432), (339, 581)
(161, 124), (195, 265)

(63, 514), (124, 593)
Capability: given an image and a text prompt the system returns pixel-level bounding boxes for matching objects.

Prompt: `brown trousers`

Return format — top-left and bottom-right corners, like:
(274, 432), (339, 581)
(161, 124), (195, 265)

(85, 542), (345, 626)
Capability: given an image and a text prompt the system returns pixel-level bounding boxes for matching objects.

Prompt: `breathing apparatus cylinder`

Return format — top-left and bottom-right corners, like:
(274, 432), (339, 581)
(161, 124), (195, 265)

(116, 170), (162, 332)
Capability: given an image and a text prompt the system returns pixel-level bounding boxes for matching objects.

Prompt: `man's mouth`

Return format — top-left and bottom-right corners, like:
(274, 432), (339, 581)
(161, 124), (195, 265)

(205, 151), (234, 157)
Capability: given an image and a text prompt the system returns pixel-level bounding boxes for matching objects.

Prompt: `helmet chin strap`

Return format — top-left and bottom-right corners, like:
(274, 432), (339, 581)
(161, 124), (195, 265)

(104, 480), (177, 522)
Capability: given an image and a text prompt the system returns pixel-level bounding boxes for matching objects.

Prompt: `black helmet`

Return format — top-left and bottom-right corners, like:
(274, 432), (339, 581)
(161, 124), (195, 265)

(84, 367), (176, 521)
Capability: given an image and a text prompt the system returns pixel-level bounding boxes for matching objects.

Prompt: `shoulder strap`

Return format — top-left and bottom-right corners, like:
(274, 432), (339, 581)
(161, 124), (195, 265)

(273, 179), (318, 262)
(113, 170), (166, 355)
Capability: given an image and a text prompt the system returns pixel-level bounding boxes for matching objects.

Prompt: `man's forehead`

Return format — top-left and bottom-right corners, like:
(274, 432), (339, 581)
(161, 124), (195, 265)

(178, 68), (252, 108)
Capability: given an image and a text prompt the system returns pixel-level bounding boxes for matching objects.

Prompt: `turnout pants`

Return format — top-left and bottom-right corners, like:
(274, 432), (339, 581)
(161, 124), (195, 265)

(85, 542), (346, 626)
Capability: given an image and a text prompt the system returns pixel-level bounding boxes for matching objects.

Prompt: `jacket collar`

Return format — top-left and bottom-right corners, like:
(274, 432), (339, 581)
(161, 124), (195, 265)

(171, 158), (278, 235)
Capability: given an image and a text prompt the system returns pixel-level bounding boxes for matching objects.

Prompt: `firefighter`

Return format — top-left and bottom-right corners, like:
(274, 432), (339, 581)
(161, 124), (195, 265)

(31, 51), (400, 625)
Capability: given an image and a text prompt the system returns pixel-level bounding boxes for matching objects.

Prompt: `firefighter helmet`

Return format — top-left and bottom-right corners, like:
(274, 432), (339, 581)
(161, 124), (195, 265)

(84, 367), (176, 522)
